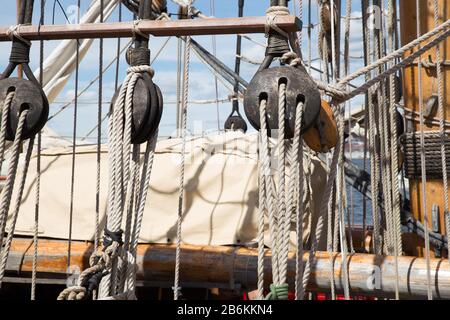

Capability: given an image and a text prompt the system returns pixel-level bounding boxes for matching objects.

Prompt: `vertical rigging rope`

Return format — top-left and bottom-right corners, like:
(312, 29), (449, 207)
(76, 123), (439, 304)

(433, 0), (450, 265)
(174, 1), (193, 301)
(31, 0), (45, 300)
(415, 0), (433, 300)
(387, 0), (401, 300)
(67, 0), (82, 271)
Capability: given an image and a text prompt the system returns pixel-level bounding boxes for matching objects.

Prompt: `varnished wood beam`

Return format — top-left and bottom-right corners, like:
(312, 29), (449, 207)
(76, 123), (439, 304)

(5, 238), (450, 299)
(0, 16), (301, 41)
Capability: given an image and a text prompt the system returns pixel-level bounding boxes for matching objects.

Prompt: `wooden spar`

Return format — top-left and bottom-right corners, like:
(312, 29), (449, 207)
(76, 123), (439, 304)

(0, 16), (301, 41)
(400, 1), (450, 257)
(5, 238), (450, 299)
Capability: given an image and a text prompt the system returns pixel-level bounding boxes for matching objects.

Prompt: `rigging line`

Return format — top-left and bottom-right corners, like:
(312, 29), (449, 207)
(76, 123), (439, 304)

(388, 0), (401, 301)
(95, 0), (105, 252)
(47, 40), (132, 122)
(210, 0), (220, 131)
(343, 0), (355, 255)
(67, 0), (81, 271)
(52, 0), (71, 24)
(433, 0), (450, 265)
(174, 1), (193, 301)
(32, 0), (45, 301)
(416, 0), (433, 300)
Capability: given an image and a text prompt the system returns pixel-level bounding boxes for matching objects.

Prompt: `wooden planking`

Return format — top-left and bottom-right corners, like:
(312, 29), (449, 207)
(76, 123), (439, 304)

(6, 237), (450, 298)
(0, 16), (301, 41)
(400, 0), (450, 253)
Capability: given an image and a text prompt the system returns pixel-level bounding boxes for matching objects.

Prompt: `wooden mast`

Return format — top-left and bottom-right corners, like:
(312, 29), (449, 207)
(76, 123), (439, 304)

(400, 0), (450, 257)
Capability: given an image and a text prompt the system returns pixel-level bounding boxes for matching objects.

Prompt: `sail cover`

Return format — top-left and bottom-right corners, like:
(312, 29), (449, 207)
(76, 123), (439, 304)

(10, 132), (328, 248)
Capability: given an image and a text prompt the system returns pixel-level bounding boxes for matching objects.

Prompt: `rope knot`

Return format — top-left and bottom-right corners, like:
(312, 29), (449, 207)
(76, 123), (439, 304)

(127, 65), (155, 78)
(265, 283), (289, 300)
(57, 286), (87, 301)
(281, 51), (302, 68)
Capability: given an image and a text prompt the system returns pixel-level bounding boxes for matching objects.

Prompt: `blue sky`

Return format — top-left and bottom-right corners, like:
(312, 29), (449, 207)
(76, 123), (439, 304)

(0, 0), (367, 142)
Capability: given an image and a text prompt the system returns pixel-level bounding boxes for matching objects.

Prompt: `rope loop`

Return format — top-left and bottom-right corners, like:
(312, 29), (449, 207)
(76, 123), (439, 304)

(57, 286), (87, 301)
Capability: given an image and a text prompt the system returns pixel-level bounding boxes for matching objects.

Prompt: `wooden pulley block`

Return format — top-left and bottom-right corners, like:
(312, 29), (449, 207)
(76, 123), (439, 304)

(303, 100), (338, 153)
(0, 77), (49, 141)
(243, 65), (321, 139)
(110, 73), (163, 144)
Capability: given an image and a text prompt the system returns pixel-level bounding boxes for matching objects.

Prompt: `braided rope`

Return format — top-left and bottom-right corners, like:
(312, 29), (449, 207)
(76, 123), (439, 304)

(0, 92), (14, 175)
(0, 108), (30, 250)
(0, 136), (34, 286)
(293, 102), (304, 300)
(257, 154), (266, 299)
(174, 2), (193, 300)
(0, 110), (33, 287)
(316, 19), (450, 103)
(302, 106), (341, 298)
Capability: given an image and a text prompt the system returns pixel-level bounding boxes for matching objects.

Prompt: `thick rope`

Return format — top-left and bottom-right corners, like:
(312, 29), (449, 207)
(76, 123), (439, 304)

(415, 0), (433, 300)
(388, 0), (401, 300)
(0, 108), (29, 251)
(432, 0), (450, 266)
(59, 65), (155, 301)
(0, 133), (35, 286)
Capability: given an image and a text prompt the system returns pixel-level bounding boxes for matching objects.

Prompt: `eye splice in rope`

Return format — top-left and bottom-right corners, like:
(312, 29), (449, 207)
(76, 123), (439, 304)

(224, 0), (248, 133)
(0, 0), (48, 141)
(243, 1), (320, 140)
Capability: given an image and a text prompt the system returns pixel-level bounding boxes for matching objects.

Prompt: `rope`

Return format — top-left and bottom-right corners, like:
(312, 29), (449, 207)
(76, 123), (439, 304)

(293, 102), (304, 300)
(0, 133), (34, 286)
(59, 64), (156, 300)
(174, 1), (193, 301)
(388, 0), (401, 300)
(257, 153), (266, 299)
(0, 106), (28, 251)
(432, 0), (450, 266)
(302, 106), (341, 298)
(415, 0), (433, 300)
(316, 18), (450, 103)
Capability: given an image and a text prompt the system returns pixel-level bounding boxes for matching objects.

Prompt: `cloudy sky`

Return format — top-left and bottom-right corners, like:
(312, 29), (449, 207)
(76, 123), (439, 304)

(0, 0), (368, 142)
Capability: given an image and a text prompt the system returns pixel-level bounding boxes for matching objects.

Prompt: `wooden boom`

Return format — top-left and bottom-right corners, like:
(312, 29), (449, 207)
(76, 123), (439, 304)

(5, 238), (450, 299)
(0, 16), (301, 41)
